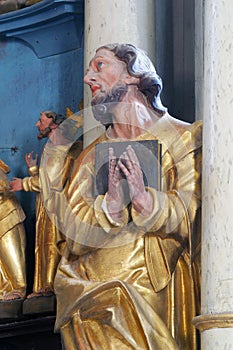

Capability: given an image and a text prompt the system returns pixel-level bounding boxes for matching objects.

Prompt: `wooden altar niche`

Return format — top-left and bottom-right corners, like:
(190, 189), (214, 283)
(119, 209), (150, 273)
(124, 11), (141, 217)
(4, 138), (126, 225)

(0, 0), (84, 348)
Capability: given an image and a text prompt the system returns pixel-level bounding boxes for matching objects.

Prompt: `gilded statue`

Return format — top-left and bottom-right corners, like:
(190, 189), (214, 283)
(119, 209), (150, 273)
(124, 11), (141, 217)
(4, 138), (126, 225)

(10, 111), (82, 299)
(0, 159), (26, 301)
(51, 44), (202, 349)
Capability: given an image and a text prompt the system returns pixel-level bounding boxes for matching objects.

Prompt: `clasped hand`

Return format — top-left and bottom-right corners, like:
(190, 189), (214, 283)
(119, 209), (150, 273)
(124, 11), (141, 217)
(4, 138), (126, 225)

(107, 145), (153, 218)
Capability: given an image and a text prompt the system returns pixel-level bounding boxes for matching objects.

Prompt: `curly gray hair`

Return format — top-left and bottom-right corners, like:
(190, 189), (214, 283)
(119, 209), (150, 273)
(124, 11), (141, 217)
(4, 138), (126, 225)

(97, 43), (167, 115)
(42, 111), (65, 125)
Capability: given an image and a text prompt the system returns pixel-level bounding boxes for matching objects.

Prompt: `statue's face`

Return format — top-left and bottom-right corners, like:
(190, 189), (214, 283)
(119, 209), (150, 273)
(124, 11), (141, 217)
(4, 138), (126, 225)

(84, 48), (130, 125)
(35, 112), (55, 139)
(84, 48), (129, 106)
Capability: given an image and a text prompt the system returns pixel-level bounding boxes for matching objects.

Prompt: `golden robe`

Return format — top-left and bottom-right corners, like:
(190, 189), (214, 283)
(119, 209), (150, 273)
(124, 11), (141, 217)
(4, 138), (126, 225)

(22, 141), (82, 294)
(0, 169), (26, 299)
(54, 115), (202, 349)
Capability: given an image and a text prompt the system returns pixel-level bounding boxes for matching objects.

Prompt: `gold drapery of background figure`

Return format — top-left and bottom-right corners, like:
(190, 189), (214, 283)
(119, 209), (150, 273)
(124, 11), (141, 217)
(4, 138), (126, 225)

(22, 142), (82, 294)
(0, 160), (26, 300)
(54, 115), (202, 349)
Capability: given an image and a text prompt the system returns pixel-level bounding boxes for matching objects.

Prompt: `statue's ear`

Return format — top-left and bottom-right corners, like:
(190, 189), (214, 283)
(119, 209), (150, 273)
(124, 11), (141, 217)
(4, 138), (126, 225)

(50, 123), (58, 130)
(124, 75), (140, 85)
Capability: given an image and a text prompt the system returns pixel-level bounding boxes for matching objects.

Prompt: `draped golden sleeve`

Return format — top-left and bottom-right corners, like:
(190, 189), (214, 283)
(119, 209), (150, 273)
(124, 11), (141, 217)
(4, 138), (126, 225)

(54, 115), (202, 350)
(22, 165), (40, 192)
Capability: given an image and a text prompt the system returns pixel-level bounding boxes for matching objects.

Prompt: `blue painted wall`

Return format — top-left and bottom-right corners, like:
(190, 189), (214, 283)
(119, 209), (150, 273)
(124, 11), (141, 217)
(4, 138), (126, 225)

(0, 2), (84, 289)
(0, 37), (84, 213)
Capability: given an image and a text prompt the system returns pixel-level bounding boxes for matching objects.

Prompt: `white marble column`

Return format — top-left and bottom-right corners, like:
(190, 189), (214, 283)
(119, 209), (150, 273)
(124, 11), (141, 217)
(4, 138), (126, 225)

(193, 1), (233, 348)
(83, 0), (155, 147)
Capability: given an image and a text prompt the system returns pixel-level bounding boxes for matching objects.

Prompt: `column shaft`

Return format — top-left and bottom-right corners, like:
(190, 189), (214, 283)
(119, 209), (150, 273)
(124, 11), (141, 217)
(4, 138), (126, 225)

(194, 1), (233, 348)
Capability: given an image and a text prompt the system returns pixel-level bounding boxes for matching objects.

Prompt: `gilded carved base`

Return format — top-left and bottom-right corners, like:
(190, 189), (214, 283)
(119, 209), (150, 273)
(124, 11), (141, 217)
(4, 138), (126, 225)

(0, 299), (23, 322)
(0, 295), (56, 321)
(23, 295), (56, 316)
(193, 313), (233, 332)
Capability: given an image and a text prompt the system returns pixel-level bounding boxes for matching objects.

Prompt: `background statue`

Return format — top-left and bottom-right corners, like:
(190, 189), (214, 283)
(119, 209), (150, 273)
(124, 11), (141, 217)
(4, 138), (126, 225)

(0, 159), (26, 301)
(10, 110), (82, 300)
(0, 0), (43, 15)
(52, 43), (202, 349)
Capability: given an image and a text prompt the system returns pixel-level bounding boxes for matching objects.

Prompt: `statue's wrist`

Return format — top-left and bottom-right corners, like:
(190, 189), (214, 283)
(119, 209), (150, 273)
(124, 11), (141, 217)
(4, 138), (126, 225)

(106, 193), (123, 218)
(132, 191), (153, 216)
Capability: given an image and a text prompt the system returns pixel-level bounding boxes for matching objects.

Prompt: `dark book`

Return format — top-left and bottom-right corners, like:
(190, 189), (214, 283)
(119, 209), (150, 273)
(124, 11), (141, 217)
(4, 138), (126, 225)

(94, 140), (162, 197)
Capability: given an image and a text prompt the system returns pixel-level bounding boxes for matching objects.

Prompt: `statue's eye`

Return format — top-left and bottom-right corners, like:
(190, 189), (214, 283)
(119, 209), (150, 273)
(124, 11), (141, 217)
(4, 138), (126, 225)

(97, 61), (103, 69)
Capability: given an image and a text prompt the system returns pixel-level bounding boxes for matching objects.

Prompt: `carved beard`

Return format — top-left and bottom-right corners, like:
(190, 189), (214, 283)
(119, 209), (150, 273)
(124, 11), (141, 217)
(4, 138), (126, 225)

(37, 127), (51, 140)
(91, 83), (128, 127)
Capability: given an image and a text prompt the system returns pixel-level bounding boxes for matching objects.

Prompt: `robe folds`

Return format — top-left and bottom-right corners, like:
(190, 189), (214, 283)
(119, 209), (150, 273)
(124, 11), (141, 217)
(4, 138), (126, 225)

(54, 114), (202, 349)
(22, 141), (82, 293)
(0, 170), (26, 298)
